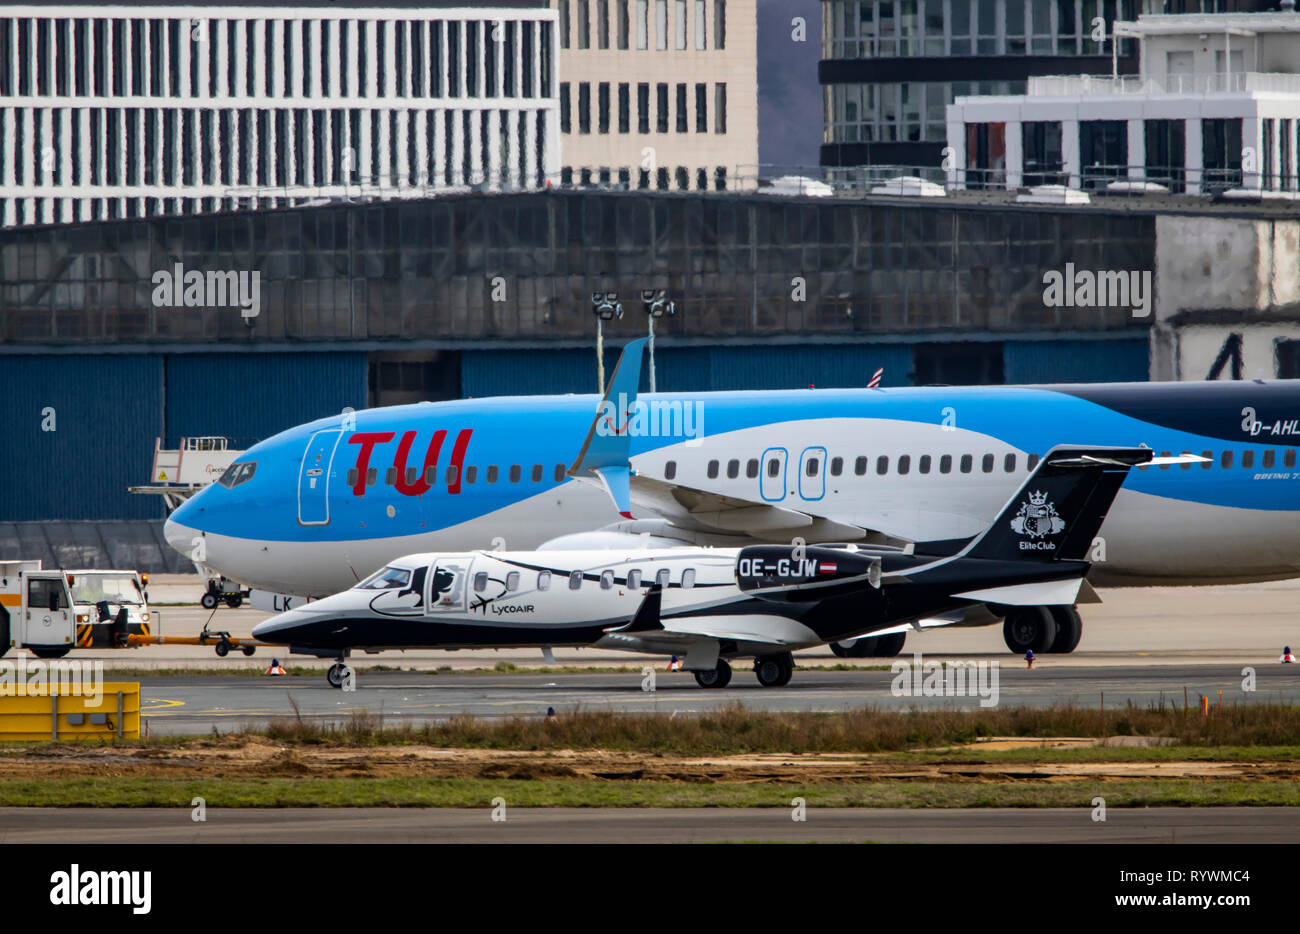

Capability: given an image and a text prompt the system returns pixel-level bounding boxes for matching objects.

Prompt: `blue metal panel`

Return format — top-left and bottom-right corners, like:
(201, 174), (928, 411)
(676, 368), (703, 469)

(0, 355), (163, 520)
(704, 344), (913, 390)
(1003, 339), (1150, 385)
(164, 352), (368, 450)
(461, 348), (599, 397)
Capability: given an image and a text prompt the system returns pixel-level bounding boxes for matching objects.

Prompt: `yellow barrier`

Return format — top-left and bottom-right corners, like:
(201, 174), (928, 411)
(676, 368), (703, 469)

(0, 682), (140, 741)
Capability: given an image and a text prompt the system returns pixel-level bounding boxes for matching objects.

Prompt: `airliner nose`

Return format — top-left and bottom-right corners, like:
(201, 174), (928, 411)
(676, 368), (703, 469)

(163, 512), (198, 559)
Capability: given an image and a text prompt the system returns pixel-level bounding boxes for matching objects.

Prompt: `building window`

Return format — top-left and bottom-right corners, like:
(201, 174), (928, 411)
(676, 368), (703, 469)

(559, 0), (571, 48)
(598, 82), (610, 133)
(598, 0), (610, 48)
(657, 166), (669, 188)
(578, 0), (591, 48)
(618, 83), (630, 133)
(656, 0), (668, 49)
(636, 0), (649, 48)
(675, 0), (687, 48)
(638, 82), (650, 133)
(714, 83), (726, 133)
(695, 0), (706, 48)
(714, 0), (725, 49)
(657, 83), (669, 132)
(695, 83), (707, 132)
(618, 0), (630, 48)
(578, 82), (591, 134)
(560, 82), (571, 132)
(676, 83), (687, 132)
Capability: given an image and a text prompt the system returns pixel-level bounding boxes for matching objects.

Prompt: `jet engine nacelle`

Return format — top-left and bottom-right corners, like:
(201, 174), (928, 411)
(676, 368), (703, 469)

(736, 545), (882, 603)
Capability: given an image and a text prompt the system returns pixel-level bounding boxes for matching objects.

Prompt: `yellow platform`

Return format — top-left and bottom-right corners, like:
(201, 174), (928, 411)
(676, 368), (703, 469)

(0, 682), (140, 741)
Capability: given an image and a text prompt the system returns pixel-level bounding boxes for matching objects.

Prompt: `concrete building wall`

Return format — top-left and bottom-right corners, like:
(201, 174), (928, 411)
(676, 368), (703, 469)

(552, 0), (757, 187)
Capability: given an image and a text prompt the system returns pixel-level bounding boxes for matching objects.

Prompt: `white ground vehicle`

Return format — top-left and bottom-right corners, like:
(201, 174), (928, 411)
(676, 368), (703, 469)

(0, 561), (153, 659)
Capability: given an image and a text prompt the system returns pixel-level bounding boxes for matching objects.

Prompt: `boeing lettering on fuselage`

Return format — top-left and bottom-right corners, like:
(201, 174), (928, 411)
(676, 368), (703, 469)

(163, 340), (1300, 600)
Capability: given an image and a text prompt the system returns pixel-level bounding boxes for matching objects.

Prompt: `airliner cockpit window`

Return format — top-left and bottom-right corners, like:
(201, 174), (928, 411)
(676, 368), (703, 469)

(357, 566), (412, 590)
(217, 461), (257, 488)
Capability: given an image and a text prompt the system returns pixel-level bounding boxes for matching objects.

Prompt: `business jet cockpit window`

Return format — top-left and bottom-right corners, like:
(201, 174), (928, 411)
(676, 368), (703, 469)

(217, 461), (257, 488)
(357, 566), (412, 590)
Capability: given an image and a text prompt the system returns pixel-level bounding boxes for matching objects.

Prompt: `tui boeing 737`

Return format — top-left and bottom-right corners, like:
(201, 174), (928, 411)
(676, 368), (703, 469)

(165, 339), (1300, 655)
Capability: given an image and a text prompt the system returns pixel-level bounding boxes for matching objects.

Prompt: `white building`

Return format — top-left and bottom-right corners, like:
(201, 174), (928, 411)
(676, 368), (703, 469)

(945, 10), (1300, 195)
(0, 1), (559, 226)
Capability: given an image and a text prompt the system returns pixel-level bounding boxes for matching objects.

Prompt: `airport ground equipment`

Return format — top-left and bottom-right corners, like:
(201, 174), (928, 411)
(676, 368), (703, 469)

(0, 681), (140, 741)
(0, 561), (153, 659)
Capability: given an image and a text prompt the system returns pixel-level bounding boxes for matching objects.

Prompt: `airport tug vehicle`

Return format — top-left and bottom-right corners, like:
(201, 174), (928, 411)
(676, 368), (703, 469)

(0, 561), (154, 659)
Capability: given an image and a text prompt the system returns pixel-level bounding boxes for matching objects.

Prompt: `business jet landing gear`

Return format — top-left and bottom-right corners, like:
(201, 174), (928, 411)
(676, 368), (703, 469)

(829, 632), (906, 658)
(693, 659), (733, 689)
(1047, 606), (1083, 653)
(1002, 606), (1057, 654)
(754, 652), (794, 687)
(326, 662), (354, 689)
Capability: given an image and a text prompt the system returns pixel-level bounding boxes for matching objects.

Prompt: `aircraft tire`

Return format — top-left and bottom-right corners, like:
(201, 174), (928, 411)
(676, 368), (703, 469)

(242, 645), (257, 657)
(214, 641), (230, 657)
(1002, 607), (1057, 654)
(693, 659), (732, 688)
(1047, 606), (1083, 653)
(200, 592), (218, 610)
(754, 652), (794, 687)
(30, 646), (71, 660)
(327, 663), (351, 689)
(832, 638), (876, 658)
(870, 632), (907, 657)
(829, 642), (851, 658)
(225, 596), (243, 609)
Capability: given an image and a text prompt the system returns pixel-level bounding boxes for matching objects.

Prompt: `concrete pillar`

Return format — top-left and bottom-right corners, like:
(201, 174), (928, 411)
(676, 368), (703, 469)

(1127, 118), (1145, 180)
(1185, 117), (1202, 195)
(1062, 118), (1080, 188)
(1243, 116), (1262, 190)
(1004, 120), (1023, 189)
(946, 118), (964, 189)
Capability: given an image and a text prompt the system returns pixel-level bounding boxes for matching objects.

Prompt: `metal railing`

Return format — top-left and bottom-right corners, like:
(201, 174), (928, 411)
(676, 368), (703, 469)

(1027, 72), (1300, 97)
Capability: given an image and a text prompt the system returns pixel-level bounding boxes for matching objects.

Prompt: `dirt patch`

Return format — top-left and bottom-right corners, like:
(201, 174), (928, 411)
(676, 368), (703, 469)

(0, 738), (1288, 785)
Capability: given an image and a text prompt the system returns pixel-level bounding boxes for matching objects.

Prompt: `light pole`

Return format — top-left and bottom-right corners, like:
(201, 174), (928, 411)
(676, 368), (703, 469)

(591, 291), (623, 394)
(640, 289), (675, 392)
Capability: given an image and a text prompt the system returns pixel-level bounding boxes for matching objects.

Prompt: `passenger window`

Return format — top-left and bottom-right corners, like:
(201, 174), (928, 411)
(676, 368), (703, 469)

(656, 568), (670, 587)
(487, 465), (498, 483)
(682, 568), (696, 589)
(555, 464), (566, 481)
(897, 455), (910, 475)
(666, 460), (677, 480)
(1180, 450), (1193, 470)
(767, 458), (781, 478)
(446, 465), (459, 486)
(981, 453), (994, 473)
(509, 465), (521, 483)
(919, 454), (931, 474)
(876, 456), (888, 475)
(1004, 453), (1016, 473)
(348, 468), (358, 486)
(506, 571), (520, 591)
(386, 467), (396, 485)
(746, 459), (759, 478)
(830, 456), (842, 476)
(569, 570), (583, 590)
(627, 569), (642, 588)
(727, 459), (739, 478)
(960, 454), (973, 473)
(406, 467), (418, 484)
(473, 572), (488, 592)
(707, 460), (719, 479)
(1027, 453), (1039, 470)
(465, 465), (477, 484)
(366, 467), (377, 486)
(600, 570), (614, 589)
(424, 466), (437, 484)
(1221, 450), (1233, 469)
(531, 464), (543, 482)
(537, 570), (552, 591)
(1287, 450), (1297, 468)
(939, 454), (952, 474)
(1263, 450), (1275, 469)
(1242, 450), (1254, 469)
(1201, 450), (1213, 470)
(1158, 450), (1171, 471)
(806, 458), (819, 477)
(854, 456), (867, 476)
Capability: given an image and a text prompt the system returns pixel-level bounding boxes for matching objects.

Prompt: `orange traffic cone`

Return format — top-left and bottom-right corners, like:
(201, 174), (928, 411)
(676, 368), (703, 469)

(265, 658), (286, 676)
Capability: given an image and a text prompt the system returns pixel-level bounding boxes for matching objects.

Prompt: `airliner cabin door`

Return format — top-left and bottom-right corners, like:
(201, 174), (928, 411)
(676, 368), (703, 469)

(798, 446), (827, 501)
(760, 447), (787, 501)
(425, 559), (469, 613)
(298, 429), (342, 526)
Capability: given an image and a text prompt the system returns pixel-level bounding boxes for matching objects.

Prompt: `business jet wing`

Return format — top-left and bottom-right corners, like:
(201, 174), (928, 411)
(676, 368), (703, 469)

(602, 586), (802, 649)
(568, 339), (906, 545)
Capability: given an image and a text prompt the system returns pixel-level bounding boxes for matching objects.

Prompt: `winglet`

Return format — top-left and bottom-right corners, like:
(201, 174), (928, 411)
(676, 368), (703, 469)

(605, 584), (663, 633)
(568, 338), (647, 517)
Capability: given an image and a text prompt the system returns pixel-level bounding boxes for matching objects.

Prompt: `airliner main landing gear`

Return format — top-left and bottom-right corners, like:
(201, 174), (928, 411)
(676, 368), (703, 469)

(754, 652), (794, 687)
(1047, 606), (1083, 654)
(1002, 606), (1058, 654)
(693, 659), (733, 688)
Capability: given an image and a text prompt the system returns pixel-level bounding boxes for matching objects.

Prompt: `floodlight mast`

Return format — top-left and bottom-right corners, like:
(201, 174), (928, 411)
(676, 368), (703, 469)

(591, 291), (623, 393)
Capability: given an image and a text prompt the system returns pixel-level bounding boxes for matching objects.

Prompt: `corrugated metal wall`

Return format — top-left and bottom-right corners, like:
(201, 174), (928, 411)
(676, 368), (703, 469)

(462, 343), (916, 397)
(1002, 339), (1150, 385)
(0, 355), (163, 520)
(164, 352), (368, 450)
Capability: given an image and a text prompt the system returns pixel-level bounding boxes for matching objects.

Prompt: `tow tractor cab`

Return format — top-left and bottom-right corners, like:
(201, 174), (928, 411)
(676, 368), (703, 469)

(0, 560), (152, 660)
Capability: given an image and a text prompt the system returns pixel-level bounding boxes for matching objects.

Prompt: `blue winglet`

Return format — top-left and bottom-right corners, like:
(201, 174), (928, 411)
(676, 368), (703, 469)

(567, 339), (646, 517)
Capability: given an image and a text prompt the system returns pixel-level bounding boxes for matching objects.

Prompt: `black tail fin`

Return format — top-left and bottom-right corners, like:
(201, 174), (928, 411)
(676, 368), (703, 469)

(964, 446), (1153, 563)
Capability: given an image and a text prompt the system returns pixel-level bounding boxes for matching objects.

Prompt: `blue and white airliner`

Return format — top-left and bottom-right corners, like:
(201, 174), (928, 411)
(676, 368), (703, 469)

(165, 339), (1300, 654)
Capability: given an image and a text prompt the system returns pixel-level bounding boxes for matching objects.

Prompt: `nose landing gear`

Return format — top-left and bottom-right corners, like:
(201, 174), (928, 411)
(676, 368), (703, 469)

(326, 661), (354, 689)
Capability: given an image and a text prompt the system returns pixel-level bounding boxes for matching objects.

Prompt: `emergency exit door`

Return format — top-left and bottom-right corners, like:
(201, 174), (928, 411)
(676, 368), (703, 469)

(299, 429), (342, 526)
